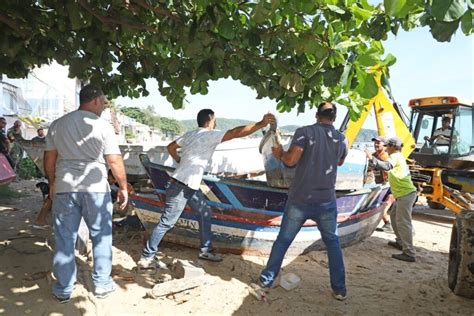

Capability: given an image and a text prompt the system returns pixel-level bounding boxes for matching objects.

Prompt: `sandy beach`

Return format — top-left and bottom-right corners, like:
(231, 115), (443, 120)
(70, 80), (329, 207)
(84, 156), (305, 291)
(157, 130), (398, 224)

(1, 180), (473, 315)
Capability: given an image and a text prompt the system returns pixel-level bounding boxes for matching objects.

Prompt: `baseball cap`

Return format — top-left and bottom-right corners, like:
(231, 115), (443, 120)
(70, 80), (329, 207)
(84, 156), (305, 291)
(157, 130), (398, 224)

(386, 137), (403, 148)
(371, 136), (386, 144)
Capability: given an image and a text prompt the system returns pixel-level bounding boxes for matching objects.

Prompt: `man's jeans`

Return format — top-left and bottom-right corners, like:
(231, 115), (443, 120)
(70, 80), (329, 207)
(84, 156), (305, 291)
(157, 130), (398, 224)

(52, 192), (114, 298)
(260, 199), (346, 295)
(142, 180), (213, 258)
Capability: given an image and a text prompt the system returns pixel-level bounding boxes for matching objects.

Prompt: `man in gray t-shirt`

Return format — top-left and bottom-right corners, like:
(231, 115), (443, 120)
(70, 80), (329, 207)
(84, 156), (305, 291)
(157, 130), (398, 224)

(44, 85), (128, 303)
(259, 102), (349, 301)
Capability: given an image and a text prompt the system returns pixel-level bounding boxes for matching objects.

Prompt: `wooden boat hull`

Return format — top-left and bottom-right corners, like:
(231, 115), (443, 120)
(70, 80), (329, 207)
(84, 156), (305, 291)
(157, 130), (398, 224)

(131, 155), (393, 256)
(0, 153), (15, 186)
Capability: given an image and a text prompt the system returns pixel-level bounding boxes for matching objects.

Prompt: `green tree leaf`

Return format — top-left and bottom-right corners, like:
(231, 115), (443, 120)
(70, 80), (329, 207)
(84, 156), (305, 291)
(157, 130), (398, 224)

(384, 0), (407, 17)
(460, 10), (473, 35)
(431, 0), (467, 22)
(429, 20), (460, 42)
(218, 19), (235, 40)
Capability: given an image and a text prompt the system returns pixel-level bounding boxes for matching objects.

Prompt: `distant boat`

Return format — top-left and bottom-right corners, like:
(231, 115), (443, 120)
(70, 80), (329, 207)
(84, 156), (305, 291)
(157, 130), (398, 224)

(131, 155), (393, 256)
(0, 153), (15, 186)
(18, 138), (267, 183)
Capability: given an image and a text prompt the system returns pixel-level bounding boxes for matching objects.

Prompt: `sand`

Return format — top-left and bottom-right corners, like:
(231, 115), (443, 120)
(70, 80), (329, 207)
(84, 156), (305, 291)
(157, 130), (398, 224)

(0, 180), (473, 315)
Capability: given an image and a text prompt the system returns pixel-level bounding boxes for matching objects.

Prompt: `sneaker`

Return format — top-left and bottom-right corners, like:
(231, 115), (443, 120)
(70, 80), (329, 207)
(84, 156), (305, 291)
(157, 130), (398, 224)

(53, 294), (71, 304)
(332, 291), (347, 301)
(387, 241), (403, 251)
(376, 222), (393, 233)
(198, 251), (223, 262)
(136, 257), (168, 269)
(94, 283), (117, 299)
(392, 253), (416, 262)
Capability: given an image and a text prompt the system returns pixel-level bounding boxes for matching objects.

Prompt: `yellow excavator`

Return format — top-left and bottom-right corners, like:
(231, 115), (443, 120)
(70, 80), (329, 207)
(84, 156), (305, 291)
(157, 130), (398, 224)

(340, 74), (474, 299)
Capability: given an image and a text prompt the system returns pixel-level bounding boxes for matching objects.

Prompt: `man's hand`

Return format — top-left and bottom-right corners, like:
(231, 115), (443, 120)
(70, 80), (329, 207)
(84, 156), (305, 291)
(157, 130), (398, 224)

(48, 184), (55, 201)
(117, 189), (129, 210)
(260, 113), (276, 126)
(364, 148), (373, 160)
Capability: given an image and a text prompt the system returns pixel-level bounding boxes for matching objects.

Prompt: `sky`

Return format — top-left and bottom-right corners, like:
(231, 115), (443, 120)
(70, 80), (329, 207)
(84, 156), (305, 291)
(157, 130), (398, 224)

(116, 26), (473, 128)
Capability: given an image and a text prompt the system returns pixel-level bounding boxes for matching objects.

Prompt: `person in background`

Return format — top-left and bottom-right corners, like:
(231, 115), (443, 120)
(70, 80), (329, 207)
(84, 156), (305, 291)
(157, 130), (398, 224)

(44, 84), (128, 303)
(7, 119), (24, 170)
(7, 119), (24, 142)
(258, 102), (349, 301)
(365, 137), (418, 263)
(0, 117), (14, 168)
(137, 109), (275, 268)
(32, 128), (46, 142)
(425, 116), (451, 145)
(365, 136), (393, 233)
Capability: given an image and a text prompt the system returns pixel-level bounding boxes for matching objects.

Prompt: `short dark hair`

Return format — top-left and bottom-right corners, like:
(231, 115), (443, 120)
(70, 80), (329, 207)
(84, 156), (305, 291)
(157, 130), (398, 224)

(197, 109), (215, 127)
(37, 128), (43, 133)
(79, 84), (104, 104)
(0, 117), (5, 122)
(317, 102), (337, 121)
(442, 116), (451, 123)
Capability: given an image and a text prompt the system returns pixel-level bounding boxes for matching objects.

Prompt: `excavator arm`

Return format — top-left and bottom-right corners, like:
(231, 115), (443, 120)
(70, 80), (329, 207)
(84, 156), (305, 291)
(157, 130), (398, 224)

(339, 72), (415, 159)
(341, 71), (472, 214)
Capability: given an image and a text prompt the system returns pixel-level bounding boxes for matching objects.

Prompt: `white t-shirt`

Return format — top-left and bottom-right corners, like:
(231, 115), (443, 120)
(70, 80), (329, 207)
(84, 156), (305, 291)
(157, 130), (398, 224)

(45, 110), (121, 193)
(432, 127), (451, 145)
(171, 128), (226, 190)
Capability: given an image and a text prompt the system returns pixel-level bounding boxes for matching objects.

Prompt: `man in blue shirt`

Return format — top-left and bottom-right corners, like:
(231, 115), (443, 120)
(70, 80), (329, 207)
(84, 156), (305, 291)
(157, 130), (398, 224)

(259, 102), (349, 301)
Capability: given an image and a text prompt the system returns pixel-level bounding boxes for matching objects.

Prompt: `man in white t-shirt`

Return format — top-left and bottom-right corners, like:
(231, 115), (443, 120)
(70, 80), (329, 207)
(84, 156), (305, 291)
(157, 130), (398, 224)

(138, 109), (275, 267)
(44, 85), (128, 303)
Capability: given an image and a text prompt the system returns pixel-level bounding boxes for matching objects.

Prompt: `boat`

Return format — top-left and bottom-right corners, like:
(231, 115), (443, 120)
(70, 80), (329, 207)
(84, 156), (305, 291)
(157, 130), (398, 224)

(0, 153), (16, 186)
(18, 138), (266, 183)
(131, 155), (393, 256)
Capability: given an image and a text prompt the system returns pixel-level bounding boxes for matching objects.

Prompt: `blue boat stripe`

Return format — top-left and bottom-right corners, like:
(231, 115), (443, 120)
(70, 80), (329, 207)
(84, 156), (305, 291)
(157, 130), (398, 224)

(215, 182), (244, 208)
(153, 187), (282, 215)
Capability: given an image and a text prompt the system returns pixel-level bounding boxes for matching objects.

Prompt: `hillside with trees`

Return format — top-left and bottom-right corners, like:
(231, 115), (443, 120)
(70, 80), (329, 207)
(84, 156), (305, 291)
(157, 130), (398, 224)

(120, 106), (184, 136)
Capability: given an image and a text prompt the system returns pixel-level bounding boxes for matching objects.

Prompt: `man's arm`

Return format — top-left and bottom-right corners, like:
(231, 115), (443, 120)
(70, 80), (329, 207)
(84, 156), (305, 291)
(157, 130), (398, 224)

(167, 141), (181, 163)
(105, 154), (128, 210)
(272, 144), (304, 167)
(44, 150), (57, 198)
(221, 113), (275, 142)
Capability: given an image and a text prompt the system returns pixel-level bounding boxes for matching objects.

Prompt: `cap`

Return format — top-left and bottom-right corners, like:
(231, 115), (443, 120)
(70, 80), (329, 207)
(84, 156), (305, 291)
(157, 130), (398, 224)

(371, 136), (386, 144)
(386, 137), (403, 148)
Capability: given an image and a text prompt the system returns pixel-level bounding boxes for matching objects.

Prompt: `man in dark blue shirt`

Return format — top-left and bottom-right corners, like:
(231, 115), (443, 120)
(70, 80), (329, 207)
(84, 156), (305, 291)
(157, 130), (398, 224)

(259, 102), (349, 301)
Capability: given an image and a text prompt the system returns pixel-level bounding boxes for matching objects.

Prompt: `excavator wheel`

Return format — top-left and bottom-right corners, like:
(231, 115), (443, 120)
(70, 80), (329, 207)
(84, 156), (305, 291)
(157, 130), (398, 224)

(427, 200), (446, 210)
(448, 210), (474, 299)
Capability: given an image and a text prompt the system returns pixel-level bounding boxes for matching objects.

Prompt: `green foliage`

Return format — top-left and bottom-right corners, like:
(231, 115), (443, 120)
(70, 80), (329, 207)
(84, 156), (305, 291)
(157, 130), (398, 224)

(160, 117), (184, 135)
(120, 106), (183, 135)
(124, 126), (135, 141)
(0, 1), (471, 120)
(0, 185), (23, 201)
(17, 157), (40, 179)
(181, 118), (254, 133)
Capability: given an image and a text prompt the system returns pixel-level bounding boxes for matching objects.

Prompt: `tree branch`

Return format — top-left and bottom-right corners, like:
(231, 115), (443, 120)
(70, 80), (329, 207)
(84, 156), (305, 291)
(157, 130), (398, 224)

(0, 13), (29, 38)
(77, 0), (157, 32)
(130, 0), (179, 20)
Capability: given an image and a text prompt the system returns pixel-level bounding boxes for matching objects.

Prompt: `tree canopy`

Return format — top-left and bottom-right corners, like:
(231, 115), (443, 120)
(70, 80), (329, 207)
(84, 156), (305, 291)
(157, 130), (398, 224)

(1, 0), (472, 120)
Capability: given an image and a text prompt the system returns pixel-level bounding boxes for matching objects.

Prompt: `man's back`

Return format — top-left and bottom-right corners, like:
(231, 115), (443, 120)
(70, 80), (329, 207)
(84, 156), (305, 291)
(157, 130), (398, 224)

(171, 128), (225, 190)
(288, 123), (348, 203)
(46, 110), (119, 193)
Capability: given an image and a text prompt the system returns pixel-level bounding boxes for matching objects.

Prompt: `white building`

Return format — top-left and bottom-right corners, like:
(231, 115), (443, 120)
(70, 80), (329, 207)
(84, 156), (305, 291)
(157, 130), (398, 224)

(2, 61), (80, 121)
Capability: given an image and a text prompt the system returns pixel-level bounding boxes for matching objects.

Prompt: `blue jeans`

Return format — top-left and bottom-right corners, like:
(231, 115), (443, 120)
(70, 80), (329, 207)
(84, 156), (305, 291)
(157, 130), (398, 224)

(142, 179), (213, 258)
(260, 199), (346, 295)
(52, 192), (114, 298)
